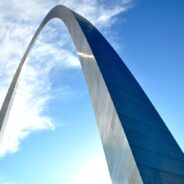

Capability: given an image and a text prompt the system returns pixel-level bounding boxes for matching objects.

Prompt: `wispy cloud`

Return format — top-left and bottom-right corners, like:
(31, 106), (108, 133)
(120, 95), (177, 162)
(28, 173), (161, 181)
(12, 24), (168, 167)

(0, 0), (133, 157)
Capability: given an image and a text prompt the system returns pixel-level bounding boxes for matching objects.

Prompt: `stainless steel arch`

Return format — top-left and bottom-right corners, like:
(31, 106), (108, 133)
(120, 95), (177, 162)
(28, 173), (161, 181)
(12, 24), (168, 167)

(1, 5), (184, 184)
(0, 5), (143, 184)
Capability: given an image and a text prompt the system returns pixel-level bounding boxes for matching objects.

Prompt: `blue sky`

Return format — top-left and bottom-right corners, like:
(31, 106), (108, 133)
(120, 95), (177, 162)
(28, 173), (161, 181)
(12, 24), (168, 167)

(0, 0), (184, 183)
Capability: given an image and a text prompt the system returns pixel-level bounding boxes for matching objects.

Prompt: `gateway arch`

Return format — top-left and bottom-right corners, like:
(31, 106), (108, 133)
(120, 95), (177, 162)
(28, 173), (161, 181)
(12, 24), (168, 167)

(0, 5), (184, 184)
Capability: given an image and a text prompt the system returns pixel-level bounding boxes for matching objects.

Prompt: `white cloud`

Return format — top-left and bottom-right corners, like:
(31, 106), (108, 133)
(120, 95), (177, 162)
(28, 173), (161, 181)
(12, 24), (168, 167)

(0, 0), (133, 157)
(0, 175), (19, 184)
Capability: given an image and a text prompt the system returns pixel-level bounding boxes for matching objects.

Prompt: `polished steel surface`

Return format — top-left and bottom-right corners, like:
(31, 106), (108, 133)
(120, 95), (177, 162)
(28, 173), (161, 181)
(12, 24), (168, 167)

(0, 5), (184, 184)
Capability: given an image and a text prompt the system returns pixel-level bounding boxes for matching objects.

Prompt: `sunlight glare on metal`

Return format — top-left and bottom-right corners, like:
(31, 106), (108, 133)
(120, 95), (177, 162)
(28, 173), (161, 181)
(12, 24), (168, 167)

(77, 52), (94, 59)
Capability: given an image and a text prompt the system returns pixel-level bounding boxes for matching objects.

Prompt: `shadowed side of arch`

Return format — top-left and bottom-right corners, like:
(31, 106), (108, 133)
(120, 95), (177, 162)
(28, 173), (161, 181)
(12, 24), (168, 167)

(1, 5), (184, 184)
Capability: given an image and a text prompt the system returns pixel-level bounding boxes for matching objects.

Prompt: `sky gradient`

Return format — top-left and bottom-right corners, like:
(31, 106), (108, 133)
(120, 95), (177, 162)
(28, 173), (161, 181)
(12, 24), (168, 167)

(0, 0), (184, 183)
